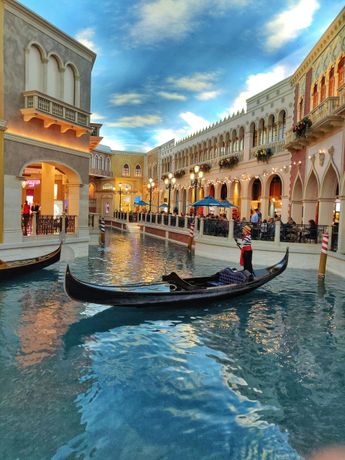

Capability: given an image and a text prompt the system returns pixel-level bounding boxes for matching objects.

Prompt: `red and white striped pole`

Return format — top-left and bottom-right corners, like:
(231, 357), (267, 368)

(187, 218), (195, 251)
(318, 232), (329, 279)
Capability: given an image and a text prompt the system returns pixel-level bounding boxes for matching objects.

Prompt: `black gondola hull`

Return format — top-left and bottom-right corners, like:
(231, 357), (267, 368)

(64, 249), (289, 308)
(0, 244), (61, 280)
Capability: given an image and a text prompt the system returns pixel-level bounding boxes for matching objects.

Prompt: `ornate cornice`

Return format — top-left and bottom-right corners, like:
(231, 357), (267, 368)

(291, 7), (345, 84)
(4, 0), (96, 64)
(0, 119), (7, 131)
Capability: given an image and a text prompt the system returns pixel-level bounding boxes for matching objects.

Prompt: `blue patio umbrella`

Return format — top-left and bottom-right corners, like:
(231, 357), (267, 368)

(136, 200), (149, 206)
(191, 195), (223, 207)
(219, 199), (237, 208)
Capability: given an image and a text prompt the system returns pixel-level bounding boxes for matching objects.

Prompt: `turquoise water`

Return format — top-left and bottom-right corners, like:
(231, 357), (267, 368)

(1, 231), (345, 459)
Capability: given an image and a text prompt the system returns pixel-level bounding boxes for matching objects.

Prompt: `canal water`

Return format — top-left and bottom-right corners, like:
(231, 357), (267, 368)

(1, 231), (345, 460)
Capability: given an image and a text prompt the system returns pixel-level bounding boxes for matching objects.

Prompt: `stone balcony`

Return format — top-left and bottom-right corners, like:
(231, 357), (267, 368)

(89, 167), (113, 178)
(285, 96), (344, 150)
(21, 90), (92, 137)
(249, 140), (285, 159)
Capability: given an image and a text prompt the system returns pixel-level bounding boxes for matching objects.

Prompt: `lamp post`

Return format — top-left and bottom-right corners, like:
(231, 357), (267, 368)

(164, 173), (176, 214)
(118, 183), (122, 211)
(147, 178), (155, 213)
(190, 165), (204, 203)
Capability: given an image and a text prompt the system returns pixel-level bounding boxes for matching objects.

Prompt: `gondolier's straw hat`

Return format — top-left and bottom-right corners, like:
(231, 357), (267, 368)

(243, 224), (252, 234)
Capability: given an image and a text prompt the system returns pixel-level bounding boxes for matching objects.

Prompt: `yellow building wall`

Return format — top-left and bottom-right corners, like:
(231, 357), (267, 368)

(111, 153), (145, 211)
(0, 0), (4, 242)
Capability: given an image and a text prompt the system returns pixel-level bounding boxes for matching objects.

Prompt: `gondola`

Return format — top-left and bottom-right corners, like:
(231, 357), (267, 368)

(64, 248), (289, 308)
(0, 244), (62, 280)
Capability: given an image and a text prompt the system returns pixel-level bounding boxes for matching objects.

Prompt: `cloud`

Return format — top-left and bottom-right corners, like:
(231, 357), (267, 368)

(90, 112), (106, 122)
(167, 72), (218, 92)
(196, 90), (221, 100)
(75, 28), (99, 53)
(102, 136), (127, 151)
(179, 111), (210, 132)
(158, 91), (187, 101)
(264, 0), (320, 51)
(221, 65), (290, 115)
(128, 0), (251, 45)
(110, 92), (145, 106)
(105, 115), (162, 128)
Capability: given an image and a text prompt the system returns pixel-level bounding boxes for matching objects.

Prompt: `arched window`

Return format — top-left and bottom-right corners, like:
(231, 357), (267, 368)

(251, 123), (257, 147)
(320, 76), (326, 102)
(329, 67), (335, 97)
(338, 57), (345, 88)
(268, 115), (275, 143)
(122, 163), (130, 176)
(64, 64), (76, 105)
(47, 55), (61, 99)
(27, 45), (43, 91)
(135, 164), (142, 177)
(239, 127), (245, 150)
(258, 119), (265, 145)
(278, 110), (286, 140)
(312, 83), (318, 109)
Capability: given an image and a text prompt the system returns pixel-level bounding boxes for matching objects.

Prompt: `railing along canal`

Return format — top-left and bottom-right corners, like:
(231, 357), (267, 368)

(111, 212), (339, 252)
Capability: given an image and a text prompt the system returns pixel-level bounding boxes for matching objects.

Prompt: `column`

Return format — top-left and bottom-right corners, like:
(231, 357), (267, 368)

(281, 195), (289, 223)
(337, 196), (345, 255)
(260, 195), (269, 220)
(40, 163), (55, 215)
(318, 198), (335, 226)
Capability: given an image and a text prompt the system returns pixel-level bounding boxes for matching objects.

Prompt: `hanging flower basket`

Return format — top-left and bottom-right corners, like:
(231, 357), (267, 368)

(292, 117), (312, 138)
(174, 169), (185, 179)
(255, 148), (273, 162)
(200, 163), (211, 172)
(219, 155), (239, 169)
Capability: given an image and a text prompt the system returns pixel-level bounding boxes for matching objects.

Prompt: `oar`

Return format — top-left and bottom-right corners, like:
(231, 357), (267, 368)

(234, 238), (241, 249)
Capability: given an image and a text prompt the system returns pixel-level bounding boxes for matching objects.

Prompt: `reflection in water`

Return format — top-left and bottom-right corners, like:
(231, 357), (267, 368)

(0, 231), (345, 459)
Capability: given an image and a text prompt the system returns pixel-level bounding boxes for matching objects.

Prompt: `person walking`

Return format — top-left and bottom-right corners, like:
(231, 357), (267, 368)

(22, 200), (31, 236)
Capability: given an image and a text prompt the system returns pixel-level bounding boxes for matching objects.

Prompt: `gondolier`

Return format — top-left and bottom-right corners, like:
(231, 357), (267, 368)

(240, 224), (253, 274)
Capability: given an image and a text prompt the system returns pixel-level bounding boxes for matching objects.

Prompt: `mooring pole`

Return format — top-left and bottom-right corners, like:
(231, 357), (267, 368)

(99, 217), (105, 246)
(318, 232), (329, 279)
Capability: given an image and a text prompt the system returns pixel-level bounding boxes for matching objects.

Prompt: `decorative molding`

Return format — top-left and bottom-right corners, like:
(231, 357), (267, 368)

(0, 119), (7, 131)
(291, 9), (345, 83)
(4, 132), (90, 158)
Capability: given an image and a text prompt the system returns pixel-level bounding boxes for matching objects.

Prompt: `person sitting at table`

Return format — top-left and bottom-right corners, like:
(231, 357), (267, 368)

(305, 219), (318, 242)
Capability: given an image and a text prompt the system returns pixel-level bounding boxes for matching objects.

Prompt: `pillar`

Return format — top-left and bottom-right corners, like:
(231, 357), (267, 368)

(0, 2), (4, 243)
(281, 195), (289, 223)
(318, 198), (334, 226)
(40, 163), (55, 215)
(337, 196), (345, 255)
(302, 199), (318, 224)
(260, 195), (269, 220)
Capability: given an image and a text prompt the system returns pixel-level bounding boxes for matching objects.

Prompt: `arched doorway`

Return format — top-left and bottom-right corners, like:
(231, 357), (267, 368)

(268, 175), (282, 217)
(304, 171), (319, 223)
(251, 178), (262, 212)
(20, 161), (81, 236)
(319, 165), (339, 225)
(209, 184), (215, 197)
(220, 183), (227, 200)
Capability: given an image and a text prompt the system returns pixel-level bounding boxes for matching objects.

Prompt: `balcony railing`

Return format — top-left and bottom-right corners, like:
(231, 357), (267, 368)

(286, 96), (342, 149)
(22, 214), (77, 237)
(21, 90), (92, 137)
(89, 167), (113, 178)
(250, 140), (285, 159)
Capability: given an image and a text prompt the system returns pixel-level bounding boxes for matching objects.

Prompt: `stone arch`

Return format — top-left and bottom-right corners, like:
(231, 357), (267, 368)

(220, 183), (227, 200)
(19, 160), (82, 232)
(64, 62), (80, 107)
(319, 163), (340, 225)
(267, 174), (282, 217)
(277, 110), (286, 140)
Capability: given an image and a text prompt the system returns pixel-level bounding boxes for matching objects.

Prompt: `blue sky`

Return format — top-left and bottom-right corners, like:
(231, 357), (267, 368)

(20, 0), (344, 152)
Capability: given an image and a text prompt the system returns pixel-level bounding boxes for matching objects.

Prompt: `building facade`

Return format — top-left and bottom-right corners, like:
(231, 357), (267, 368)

(1, 0), (95, 253)
(286, 7), (345, 254)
